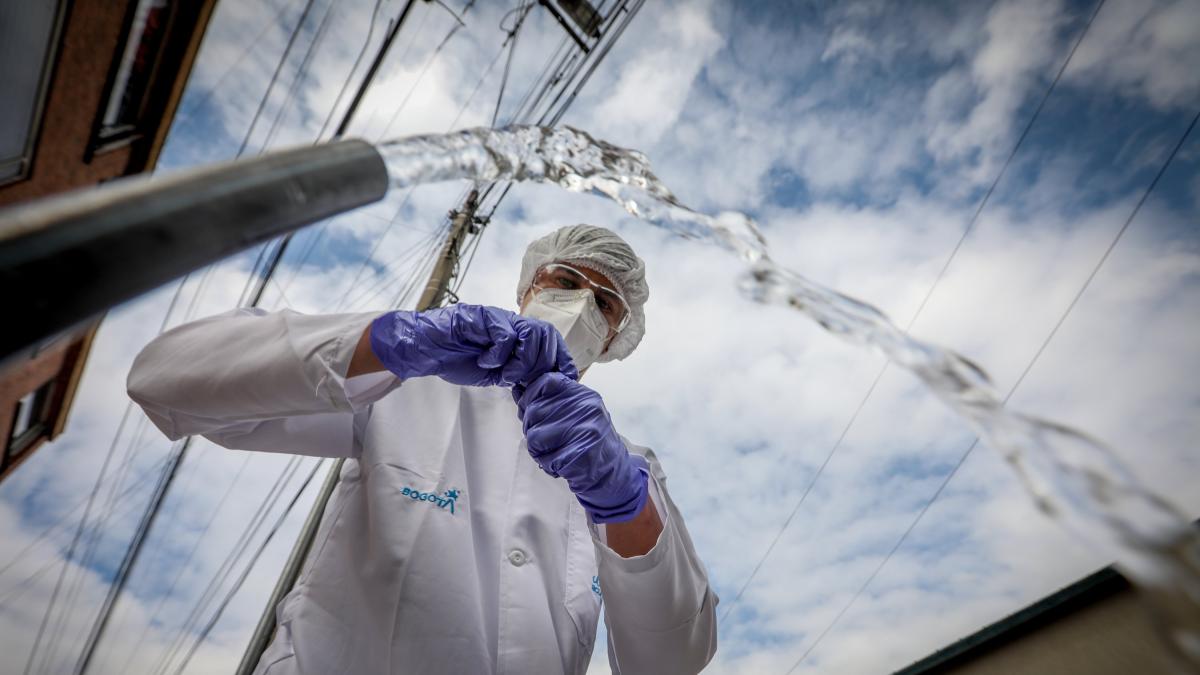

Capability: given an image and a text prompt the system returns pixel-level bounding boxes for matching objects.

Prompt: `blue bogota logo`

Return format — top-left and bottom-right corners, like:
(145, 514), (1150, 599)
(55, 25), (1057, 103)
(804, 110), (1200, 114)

(401, 486), (460, 514)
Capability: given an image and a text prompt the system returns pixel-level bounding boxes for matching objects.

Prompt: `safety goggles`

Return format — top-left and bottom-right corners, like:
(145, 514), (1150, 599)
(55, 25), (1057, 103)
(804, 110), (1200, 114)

(531, 263), (631, 333)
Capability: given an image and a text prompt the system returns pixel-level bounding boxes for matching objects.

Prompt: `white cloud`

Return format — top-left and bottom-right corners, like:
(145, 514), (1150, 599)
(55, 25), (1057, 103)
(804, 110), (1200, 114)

(1067, 0), (1200, 109)
(580, 1), (724, 149)
(3, 1), (1198, 674)
(926, 0), (1066, 185)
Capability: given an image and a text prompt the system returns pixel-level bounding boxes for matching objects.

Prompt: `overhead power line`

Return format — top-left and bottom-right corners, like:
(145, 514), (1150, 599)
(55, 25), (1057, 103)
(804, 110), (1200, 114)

(443, 0), (645, 299)
(146, 457), (305, 675)
(102, 454), (255, 674)
(719, 0), (1112, 624)
(54, 3), (357, 673)
(236, 0), (321, 158)
(260, 0), (339, 151)
(0, 450), (172, 607)
(174, 0), (302, 124)
(168, 459), (326, 675)
(784, 107), (1199, 674)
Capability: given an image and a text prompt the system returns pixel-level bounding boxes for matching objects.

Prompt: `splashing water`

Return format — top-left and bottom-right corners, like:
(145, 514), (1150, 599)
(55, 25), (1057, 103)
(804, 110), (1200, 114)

(378, 125), (1200, 666)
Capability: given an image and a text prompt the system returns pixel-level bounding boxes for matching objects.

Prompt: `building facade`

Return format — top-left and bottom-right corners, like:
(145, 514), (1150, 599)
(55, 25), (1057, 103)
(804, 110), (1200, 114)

(0, 0), (217, 480)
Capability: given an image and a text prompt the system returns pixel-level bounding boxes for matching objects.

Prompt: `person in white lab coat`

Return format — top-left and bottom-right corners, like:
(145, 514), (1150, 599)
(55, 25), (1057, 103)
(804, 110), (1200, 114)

(127, 224), (718, 674)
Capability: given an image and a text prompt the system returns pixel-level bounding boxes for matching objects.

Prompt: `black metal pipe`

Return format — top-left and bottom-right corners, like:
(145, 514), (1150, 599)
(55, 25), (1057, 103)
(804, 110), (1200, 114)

(0, 139), (389, 362)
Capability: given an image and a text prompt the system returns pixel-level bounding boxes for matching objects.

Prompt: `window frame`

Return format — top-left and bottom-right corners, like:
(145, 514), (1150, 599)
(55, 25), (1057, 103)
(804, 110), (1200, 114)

(0, 1), (70, 187)
(4, 381), (57, 471)
(87, 0), (181, 158)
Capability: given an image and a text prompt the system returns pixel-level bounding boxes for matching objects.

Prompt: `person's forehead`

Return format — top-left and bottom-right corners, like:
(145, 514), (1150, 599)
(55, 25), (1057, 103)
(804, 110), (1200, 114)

(556, 261), (616, 291)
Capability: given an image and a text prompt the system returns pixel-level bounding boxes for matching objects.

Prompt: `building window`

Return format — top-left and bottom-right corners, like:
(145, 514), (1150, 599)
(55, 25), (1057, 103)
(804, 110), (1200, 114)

(95, 0), (177, 147)
(0, 2), (68, 184)
(5, 381), (56, 469)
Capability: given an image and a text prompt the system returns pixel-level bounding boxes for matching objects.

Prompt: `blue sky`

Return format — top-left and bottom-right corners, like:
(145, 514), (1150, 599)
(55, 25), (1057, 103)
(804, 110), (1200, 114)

(1, 0), (1198, 673)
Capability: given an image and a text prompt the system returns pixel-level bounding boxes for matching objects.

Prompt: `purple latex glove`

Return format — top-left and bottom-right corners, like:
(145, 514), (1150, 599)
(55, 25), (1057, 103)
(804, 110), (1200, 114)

(370, 305), (578, 387)
(513, 372), (649, 523)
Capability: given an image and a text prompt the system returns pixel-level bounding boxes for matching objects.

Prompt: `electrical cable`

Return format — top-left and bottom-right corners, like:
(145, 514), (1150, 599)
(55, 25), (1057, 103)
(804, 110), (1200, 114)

(329, 188), (421, 312)
(25, 258), (200, 671)
(446, 0), (641, 295)
(430, 0), (466, 26)
(245, 0), (432, 312)
(448, 220), (487, 296)
(719, 0), (1111, 623)
(339, 0), (610, 314)
(512, 0), (621, 122)
(235, 0), (320, 158)
(173, 0), (302, 124)
(167, 458), (326, 675)
(345, 1), (432, 138)
(316, 0), (387, 140)
(337, 224), (447, 312)
(35, 4), (338, 669)
(390, 216), (457, 310)
(272, 0), (389, 296)
(129, 10), (439, 658)
(507, 32), (571, 127)
(491, 1), (533, 126)
(260, 0), (339, 153)
(74, 440), (191, 675)
(140, 1), (641, 668)
(388, 220), (454, 309)
(784, 107), (1198, 675)
(235, 5), (325, 312)
(0, 450), (173, 608)
(278, 207), (441, 308)
(332, 7), (515, 314)
(21, 213), (215, 671)
(268, 2), (439, 309)
(544, 0), (639, 128)
(146, 456), (304, 675)
(448, 33), (513, 130)
(54, 1), (398, 667)
(110, 454), (256, 675)
(464, 0), (626, 210)
(236, 0), (342, 310)
(261, 1), (441, 309)
(376, 0), (478, 141)
(21, 404), (135, 675)
(83, 436), (214, 672)
(35, 416), (151, 673)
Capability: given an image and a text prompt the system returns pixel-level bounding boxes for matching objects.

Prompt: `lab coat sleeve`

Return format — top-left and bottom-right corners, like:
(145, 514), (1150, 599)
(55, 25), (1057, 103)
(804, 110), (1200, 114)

(591, 444), (718, 675)
(127, 307), (398, 457)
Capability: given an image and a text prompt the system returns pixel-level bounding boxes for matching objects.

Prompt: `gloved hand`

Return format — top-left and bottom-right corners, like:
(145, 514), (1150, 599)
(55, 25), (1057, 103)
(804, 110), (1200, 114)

(370, 305), (578, 387)
(513, 372), (649, 523)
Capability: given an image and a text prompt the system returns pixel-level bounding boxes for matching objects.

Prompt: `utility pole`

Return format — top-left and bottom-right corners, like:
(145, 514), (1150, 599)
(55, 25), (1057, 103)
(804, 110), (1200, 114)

(417, 190), (482, 309)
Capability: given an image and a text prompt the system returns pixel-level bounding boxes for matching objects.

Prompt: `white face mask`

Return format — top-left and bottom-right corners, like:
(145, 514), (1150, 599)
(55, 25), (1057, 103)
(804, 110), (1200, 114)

(521, 288), (610, 372)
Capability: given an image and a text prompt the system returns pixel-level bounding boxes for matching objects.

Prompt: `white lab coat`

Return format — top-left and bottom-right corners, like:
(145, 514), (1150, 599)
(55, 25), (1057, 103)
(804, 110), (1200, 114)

(127, 308), (718, 675)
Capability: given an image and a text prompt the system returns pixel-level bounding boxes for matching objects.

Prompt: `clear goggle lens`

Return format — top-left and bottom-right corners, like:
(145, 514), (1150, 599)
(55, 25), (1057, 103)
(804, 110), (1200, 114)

(532, 263), (630, 333)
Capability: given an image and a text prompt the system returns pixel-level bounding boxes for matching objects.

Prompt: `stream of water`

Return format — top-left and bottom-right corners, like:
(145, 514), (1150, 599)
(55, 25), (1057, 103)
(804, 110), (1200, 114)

(378, 124), (1200, 668)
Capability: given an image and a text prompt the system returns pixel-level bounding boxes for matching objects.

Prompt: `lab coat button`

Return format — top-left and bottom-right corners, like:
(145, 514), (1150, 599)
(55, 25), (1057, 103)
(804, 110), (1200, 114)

(507, 549), (527, 566)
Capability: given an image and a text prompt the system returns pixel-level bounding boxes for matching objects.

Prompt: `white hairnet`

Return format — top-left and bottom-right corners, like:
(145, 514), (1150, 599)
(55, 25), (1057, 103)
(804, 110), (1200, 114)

(516, 224), (649, 362)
